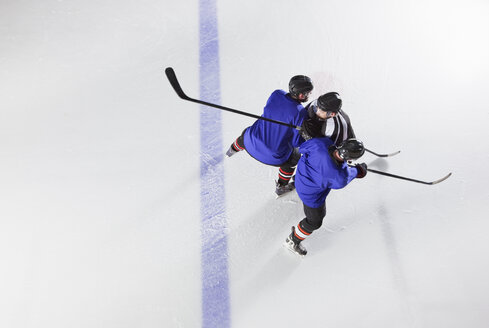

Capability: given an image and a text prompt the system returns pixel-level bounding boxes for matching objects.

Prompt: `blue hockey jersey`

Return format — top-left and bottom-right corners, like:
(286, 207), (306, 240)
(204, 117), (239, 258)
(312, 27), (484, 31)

(295, 137), (359, 208)
(243, 90), (307, 165)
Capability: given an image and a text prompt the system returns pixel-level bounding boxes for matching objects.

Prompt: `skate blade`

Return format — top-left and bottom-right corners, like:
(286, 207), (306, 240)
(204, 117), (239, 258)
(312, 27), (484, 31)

(283, 241), (305, 257)
(275, 190), (295, 199)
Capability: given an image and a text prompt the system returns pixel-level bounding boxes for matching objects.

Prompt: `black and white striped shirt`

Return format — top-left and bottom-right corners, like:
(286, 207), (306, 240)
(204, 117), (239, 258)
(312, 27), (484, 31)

(306, 102), (356, 145)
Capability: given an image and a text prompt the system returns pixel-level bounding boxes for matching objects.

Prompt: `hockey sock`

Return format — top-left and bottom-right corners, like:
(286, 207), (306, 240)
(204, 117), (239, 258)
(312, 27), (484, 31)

(293, 222), (312, 242)
(232, 138), (245, 152)
(278, 167), (294, 186)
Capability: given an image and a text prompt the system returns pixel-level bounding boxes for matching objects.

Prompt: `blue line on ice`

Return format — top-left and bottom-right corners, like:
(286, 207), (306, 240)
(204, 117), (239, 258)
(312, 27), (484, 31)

(199, 0), (231, 327)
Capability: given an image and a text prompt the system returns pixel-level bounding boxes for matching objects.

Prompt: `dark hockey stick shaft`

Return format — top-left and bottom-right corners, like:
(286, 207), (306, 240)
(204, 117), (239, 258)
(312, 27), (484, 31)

(165, 67), (300, 130)
(367, 168), (452, 185)
(165, 67), (398, 158)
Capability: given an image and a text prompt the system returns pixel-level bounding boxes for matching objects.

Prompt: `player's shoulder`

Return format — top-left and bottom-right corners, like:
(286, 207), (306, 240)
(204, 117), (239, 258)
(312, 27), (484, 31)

(300, 137), (333, 153)
(269, 89), (287, 98)
(338, 109), (350, 118)
(267, 89), (299, 108)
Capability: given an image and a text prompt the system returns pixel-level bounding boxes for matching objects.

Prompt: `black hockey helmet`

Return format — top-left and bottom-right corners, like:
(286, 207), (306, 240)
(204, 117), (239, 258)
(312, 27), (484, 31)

(317, 92), (342, 113)
(289, 75), (313, 98)
(337, 138), (365, 160)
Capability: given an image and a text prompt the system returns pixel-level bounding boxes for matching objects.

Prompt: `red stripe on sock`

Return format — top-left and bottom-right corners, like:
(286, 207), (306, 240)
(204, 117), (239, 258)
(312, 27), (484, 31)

(233, 139), (244, 150)
(297, 224), (311, 236)
(279, 168), (294, 175)
(294, 231), (305, 240)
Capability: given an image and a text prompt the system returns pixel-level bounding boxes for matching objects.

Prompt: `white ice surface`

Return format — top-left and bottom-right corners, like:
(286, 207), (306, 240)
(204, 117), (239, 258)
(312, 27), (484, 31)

(1, 0), (489, 327)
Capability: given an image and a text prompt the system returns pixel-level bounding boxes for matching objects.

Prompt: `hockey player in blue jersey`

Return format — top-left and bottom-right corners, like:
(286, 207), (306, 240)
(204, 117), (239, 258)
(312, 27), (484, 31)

(226, 75), (313, 196)
(285, 138), (368, 256)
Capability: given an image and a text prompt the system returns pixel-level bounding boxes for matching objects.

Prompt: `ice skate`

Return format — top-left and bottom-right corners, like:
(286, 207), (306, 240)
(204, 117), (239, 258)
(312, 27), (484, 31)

(284, 226), (307, 256)
(225, 145), (238, 158)
(275, 181), (295, 197)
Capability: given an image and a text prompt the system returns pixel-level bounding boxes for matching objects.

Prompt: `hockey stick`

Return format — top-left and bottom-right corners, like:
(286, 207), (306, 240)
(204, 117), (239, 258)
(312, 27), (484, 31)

(166, 67), (399, 157)
(367, 168), (452, 185)
(165, 67), (300, 130)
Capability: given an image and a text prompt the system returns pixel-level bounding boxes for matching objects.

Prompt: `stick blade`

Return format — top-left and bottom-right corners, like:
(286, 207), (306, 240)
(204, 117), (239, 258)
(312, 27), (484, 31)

(427, 172), (452, 185)
(165, 67), (189, 100)
(384, 150), (401, 157)
(365, 148), (401, 158)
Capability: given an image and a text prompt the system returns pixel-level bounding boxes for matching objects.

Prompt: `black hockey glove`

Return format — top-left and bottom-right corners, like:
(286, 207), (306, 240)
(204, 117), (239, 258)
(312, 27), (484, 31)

(355, 163), (368, 178)
(300, 118), (323, 141)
